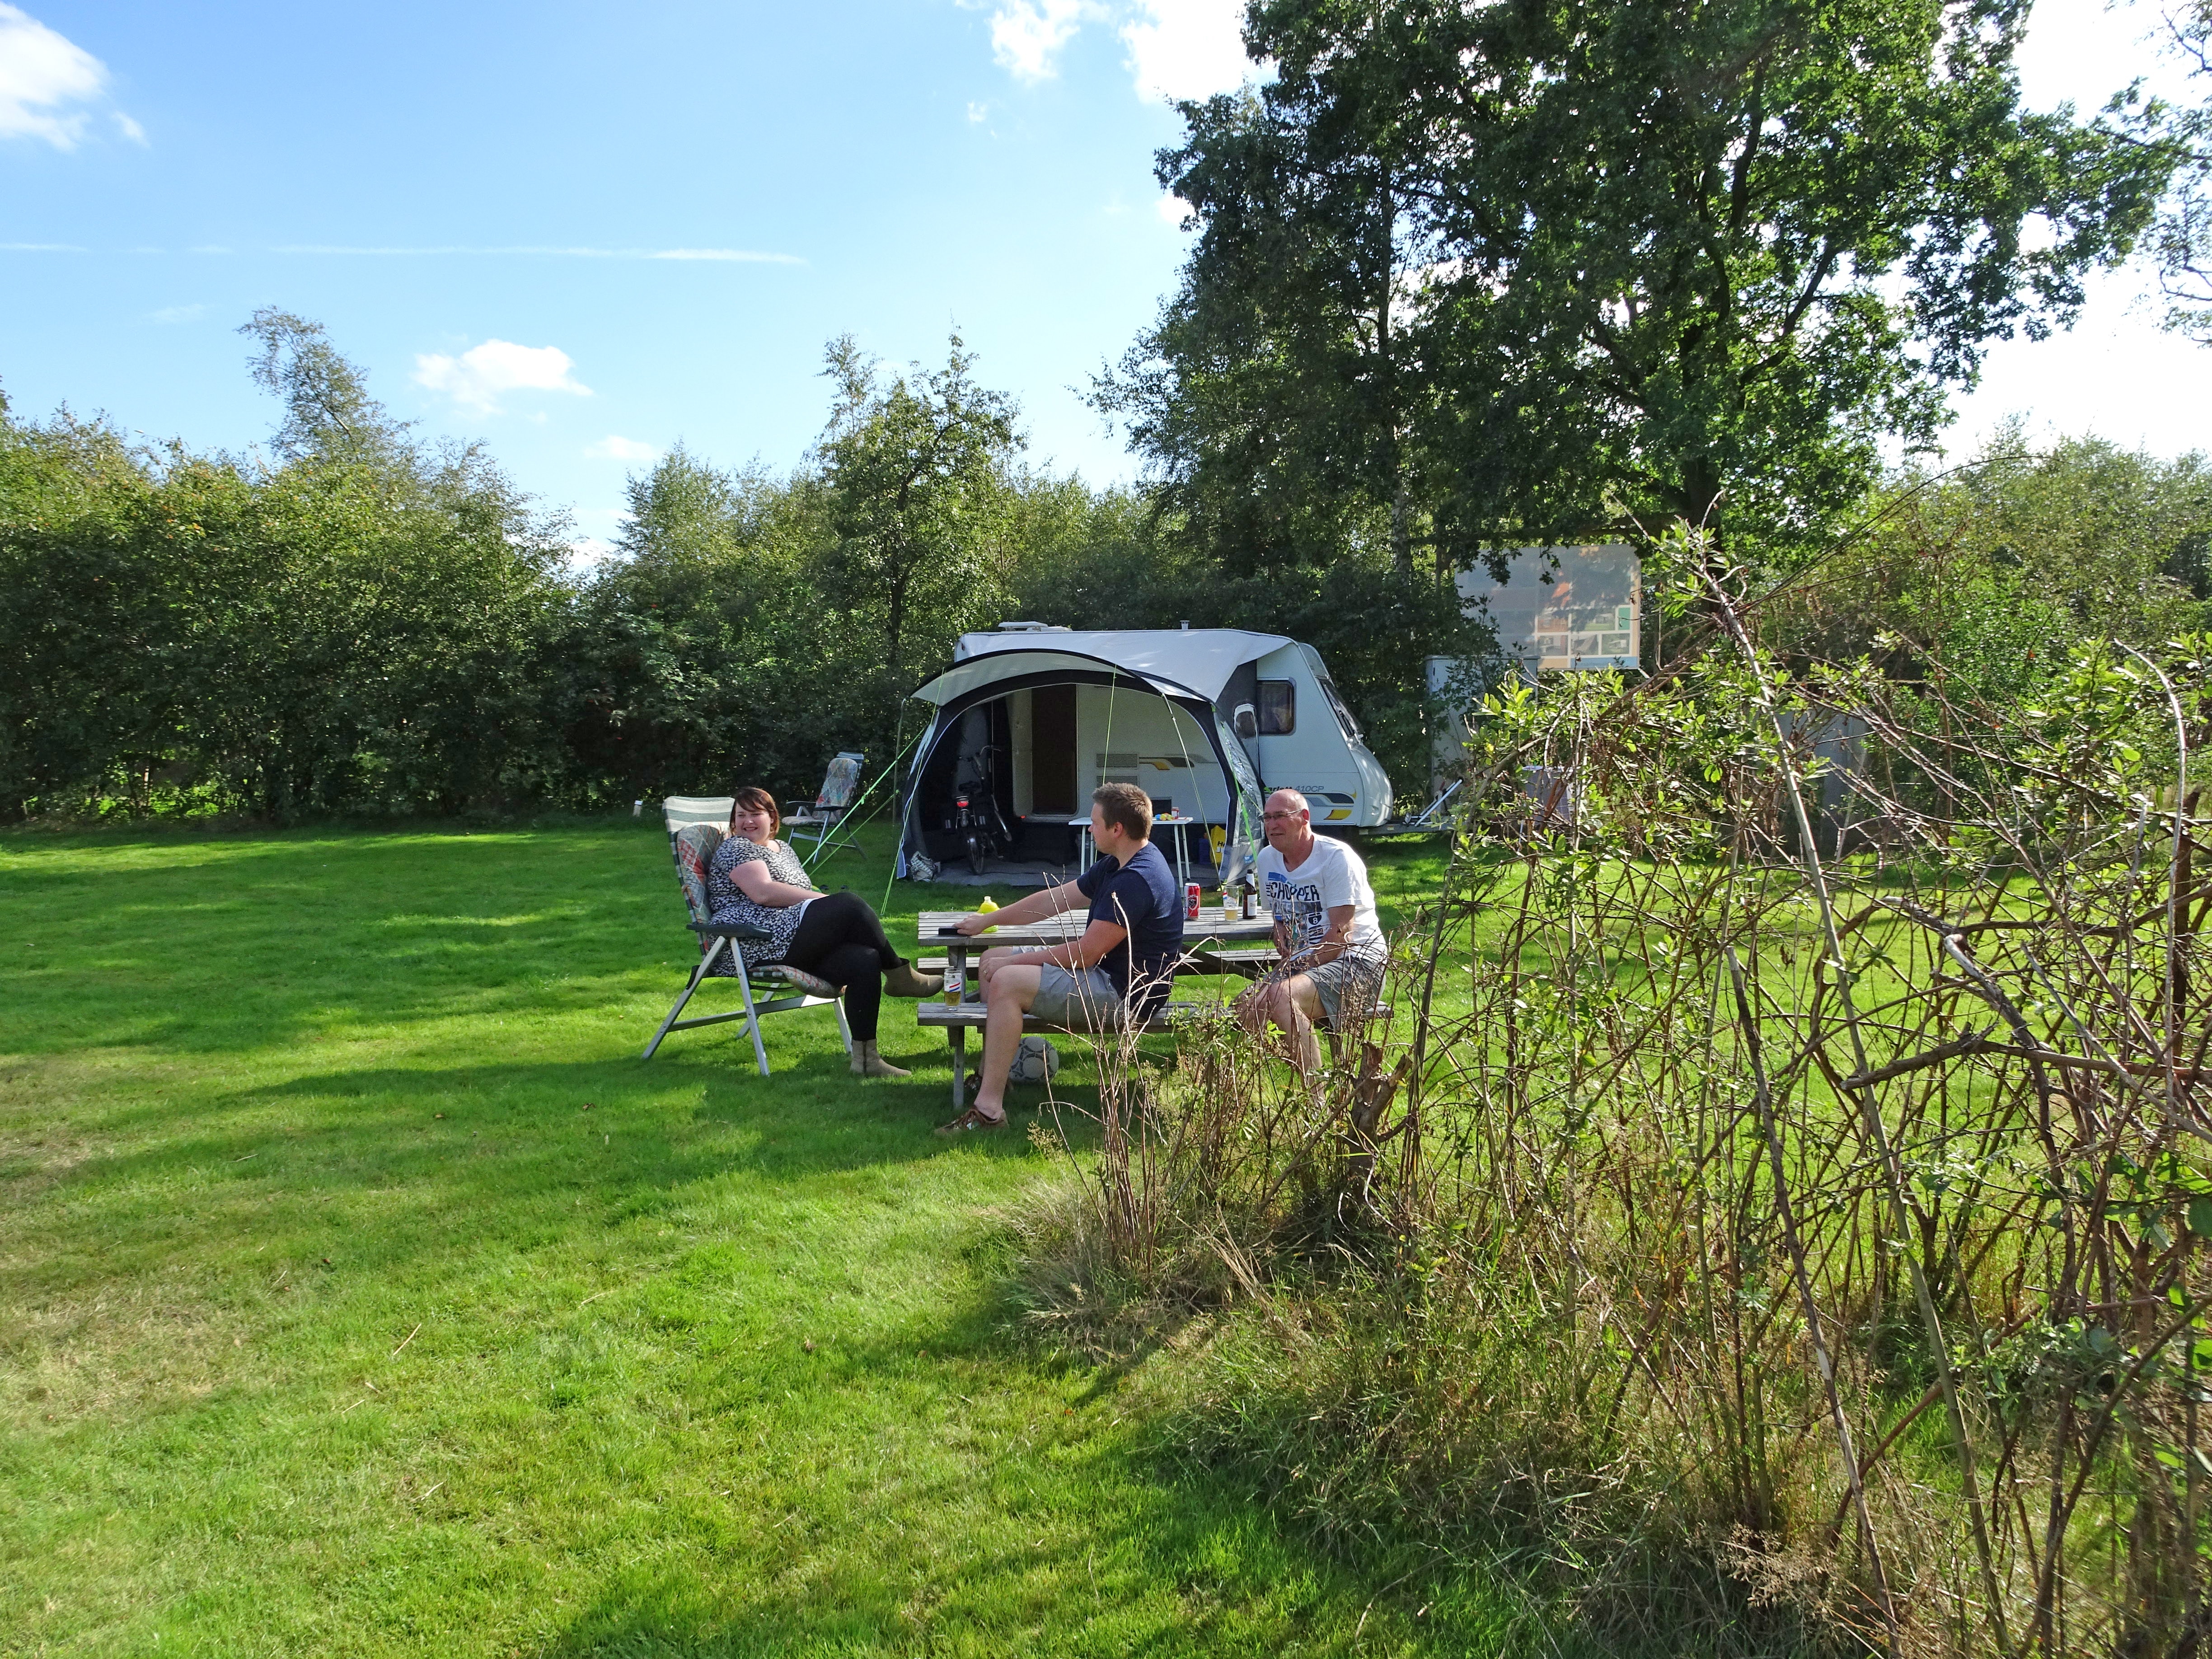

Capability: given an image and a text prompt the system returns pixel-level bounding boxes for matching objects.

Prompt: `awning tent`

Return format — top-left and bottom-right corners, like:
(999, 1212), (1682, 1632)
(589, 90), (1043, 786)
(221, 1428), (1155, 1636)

(899, 630), (1287, 883)
(931, 630), (1299, 704)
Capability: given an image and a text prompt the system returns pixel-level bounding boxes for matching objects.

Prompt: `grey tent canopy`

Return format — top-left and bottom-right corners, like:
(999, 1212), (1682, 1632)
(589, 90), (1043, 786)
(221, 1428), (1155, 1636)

(898, 629), (1290, 883)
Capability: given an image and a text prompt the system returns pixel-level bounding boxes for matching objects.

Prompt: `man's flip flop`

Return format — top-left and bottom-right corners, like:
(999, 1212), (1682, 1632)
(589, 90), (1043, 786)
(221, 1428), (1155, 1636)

(936, 1106), (1007, 1135)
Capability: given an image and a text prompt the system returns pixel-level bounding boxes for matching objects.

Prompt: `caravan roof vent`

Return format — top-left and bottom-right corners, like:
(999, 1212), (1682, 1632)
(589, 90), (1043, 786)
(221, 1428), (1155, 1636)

(993, 620), (1071, 632)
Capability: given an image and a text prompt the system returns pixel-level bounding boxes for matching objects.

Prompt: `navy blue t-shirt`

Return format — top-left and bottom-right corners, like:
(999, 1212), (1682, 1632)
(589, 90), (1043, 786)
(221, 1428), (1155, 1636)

(1074, 842), (1183, 1015)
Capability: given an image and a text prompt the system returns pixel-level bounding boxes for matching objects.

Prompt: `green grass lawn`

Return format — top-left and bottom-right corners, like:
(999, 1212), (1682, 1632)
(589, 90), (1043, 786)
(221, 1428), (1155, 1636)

(0, 817), (1511, 1657)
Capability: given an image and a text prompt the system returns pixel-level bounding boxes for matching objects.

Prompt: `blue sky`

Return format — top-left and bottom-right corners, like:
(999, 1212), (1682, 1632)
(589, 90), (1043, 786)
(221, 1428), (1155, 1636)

(0, 0), (1242, 549)
(1, 0), (2207, 556)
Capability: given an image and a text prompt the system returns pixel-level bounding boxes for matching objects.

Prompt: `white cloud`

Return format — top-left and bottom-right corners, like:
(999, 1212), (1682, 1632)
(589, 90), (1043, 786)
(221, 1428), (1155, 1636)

(0, 5), (138, 149)
(990, 0), (1099, 81)
(967, 101), (989, 122)
(980, 0), (1256, 102)
(1157, 192), (1193, 227)
(413, 340), (592, 416)
(587, 434), (658, 462)
(1121, 0), (1253, 102)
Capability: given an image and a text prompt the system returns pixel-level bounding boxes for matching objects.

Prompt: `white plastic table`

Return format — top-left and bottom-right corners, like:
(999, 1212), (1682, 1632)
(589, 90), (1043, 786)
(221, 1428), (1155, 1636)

(1069, 813), (1201, 886)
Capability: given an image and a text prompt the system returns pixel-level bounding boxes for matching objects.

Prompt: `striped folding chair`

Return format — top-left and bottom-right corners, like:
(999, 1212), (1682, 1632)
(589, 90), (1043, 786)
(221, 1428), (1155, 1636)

(783, 752), (866, 865)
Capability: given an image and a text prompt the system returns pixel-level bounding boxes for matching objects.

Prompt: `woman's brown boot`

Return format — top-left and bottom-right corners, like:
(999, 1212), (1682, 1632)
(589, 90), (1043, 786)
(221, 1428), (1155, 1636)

(850, 1039), (910, 1079)
(883, 960), (945, 999)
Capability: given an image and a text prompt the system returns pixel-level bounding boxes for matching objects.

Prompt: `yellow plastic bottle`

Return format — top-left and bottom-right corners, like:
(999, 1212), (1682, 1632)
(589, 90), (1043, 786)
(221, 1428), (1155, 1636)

(978, 895), (999, 932)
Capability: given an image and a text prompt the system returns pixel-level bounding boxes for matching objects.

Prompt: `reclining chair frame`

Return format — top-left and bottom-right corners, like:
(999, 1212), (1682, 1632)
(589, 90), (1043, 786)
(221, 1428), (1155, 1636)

(643, 918), (852, 1077)
(647, 796), (853, 1077)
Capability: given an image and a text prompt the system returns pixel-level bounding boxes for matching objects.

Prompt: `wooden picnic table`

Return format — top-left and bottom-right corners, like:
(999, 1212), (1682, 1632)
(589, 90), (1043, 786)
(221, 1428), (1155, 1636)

(915, 908), (1279, 1108)
(917, 907), (1277, 967)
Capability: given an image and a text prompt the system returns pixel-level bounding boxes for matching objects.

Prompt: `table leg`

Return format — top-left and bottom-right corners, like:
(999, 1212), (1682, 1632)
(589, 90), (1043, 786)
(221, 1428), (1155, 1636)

(945, 941), (971, 1110)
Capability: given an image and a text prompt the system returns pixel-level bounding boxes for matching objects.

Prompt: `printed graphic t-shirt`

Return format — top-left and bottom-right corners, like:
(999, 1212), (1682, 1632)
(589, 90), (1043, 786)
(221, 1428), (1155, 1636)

(1256, 834), (1384, 957)
(1074, 841), (1184, 1015)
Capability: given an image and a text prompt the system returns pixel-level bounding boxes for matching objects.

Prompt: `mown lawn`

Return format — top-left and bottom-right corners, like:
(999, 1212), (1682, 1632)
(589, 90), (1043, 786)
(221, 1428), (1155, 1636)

(0, 816), (1508, 1658)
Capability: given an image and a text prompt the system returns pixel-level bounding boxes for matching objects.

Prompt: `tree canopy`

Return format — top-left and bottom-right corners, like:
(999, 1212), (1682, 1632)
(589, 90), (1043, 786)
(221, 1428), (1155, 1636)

(2141, 0), (2212, 337)
(1105, 0), (2174, 567)
(814, 333), (1022, 679)
(239, 307), (412, 469)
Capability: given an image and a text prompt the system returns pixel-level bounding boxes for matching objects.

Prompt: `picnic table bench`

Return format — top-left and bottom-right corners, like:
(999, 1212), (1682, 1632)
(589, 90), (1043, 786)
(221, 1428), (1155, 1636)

(914, 911), (1389, 1109)
(918, 908), (1276, 1109)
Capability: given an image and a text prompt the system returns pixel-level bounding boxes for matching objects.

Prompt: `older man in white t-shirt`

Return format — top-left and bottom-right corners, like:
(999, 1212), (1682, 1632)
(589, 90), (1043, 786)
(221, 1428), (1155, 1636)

(1236, 788), (1389, 1077)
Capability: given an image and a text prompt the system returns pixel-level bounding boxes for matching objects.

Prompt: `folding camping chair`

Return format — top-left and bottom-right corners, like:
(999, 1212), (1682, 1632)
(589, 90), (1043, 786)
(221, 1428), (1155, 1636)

(784, 752), (865, 865)
(643, 796), (852, 1076)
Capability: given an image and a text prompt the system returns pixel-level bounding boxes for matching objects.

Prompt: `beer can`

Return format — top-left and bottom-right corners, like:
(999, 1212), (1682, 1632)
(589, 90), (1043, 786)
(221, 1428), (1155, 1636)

(1185, 881), (1201, 920)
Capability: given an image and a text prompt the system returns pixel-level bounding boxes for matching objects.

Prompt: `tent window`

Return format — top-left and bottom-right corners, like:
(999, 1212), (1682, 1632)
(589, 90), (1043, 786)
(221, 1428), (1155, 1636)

(1257, 680), (1296, 735)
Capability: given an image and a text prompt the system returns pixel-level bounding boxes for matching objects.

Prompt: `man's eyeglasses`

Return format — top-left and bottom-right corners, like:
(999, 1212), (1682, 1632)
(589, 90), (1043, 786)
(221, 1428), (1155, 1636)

(1261, 810), (1302, 823)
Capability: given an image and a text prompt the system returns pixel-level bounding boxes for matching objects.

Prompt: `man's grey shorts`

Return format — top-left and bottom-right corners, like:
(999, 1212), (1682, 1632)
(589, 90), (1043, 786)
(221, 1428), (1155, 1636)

(1296, 946), (1389, 1027)
(1029, 964), (1128, 1029)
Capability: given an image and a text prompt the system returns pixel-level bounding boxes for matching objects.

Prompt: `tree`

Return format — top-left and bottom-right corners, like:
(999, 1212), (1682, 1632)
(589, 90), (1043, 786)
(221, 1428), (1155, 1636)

(814, 333), (1021, 680)
(0, 320), (575, 821)
(1111, 0), (2173, 565)
(1758, 426), (2212, 705)
(562, 447), (862, 801)
(239, 308), (411, 468)
(2138, 0), (2212, 338)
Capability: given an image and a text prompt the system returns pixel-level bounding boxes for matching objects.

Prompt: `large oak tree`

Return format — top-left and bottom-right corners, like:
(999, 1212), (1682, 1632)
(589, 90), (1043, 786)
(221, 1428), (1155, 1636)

(1103, 0), (2174, 566)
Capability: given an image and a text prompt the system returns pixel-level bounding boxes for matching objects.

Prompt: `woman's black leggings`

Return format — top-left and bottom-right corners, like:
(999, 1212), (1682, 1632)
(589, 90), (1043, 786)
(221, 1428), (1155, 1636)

(781, 890), (904, 1042)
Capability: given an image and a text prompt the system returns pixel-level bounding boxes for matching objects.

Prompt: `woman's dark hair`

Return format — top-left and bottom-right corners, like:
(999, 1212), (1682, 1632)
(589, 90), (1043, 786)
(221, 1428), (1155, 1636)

(729, 786), (781, 838)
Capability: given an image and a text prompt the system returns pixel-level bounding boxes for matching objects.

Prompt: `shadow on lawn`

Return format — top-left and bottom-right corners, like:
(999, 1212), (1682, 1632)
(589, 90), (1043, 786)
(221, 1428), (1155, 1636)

(230, 1050), (1047, 1178)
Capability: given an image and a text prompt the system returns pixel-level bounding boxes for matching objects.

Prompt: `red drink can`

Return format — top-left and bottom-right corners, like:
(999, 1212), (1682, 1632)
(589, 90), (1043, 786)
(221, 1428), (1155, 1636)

(1185, 881), (1201, 919)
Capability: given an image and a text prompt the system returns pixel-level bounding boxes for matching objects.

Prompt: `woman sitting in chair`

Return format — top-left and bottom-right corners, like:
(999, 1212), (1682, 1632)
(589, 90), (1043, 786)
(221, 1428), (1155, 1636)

(707, 786), (942, 1078)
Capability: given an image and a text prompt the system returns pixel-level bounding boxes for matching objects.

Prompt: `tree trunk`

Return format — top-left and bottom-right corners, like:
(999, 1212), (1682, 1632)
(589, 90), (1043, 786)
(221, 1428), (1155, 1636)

(1679, 457), (1723, 538)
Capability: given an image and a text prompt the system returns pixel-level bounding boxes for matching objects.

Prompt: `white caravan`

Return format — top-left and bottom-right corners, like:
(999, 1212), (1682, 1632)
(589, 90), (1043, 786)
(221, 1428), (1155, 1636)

(898, 624), (1393, 882)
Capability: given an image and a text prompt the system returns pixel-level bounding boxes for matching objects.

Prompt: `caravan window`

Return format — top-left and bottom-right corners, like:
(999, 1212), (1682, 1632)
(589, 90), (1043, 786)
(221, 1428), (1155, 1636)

(1257, 680), (1296, 735)
(1297, 646), (1363, 740)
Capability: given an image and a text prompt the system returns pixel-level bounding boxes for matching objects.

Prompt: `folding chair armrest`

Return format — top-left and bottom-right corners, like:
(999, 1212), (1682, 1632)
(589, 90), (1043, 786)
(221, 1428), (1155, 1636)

(689, 920), (773, 942)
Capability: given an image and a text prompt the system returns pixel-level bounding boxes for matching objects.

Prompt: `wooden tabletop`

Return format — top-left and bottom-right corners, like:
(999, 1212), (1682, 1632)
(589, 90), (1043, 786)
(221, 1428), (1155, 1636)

(917, 909), (1277, 948)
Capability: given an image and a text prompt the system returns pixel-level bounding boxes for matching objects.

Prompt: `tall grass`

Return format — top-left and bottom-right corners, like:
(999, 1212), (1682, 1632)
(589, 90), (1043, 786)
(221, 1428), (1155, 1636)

(1016, 543), (2212, 1655)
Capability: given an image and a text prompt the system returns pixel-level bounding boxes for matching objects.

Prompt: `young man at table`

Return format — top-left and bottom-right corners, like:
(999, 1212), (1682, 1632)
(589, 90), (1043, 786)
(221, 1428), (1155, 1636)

(938, 782), (1184, 1133)
(1236, 788), (1389, 1079)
